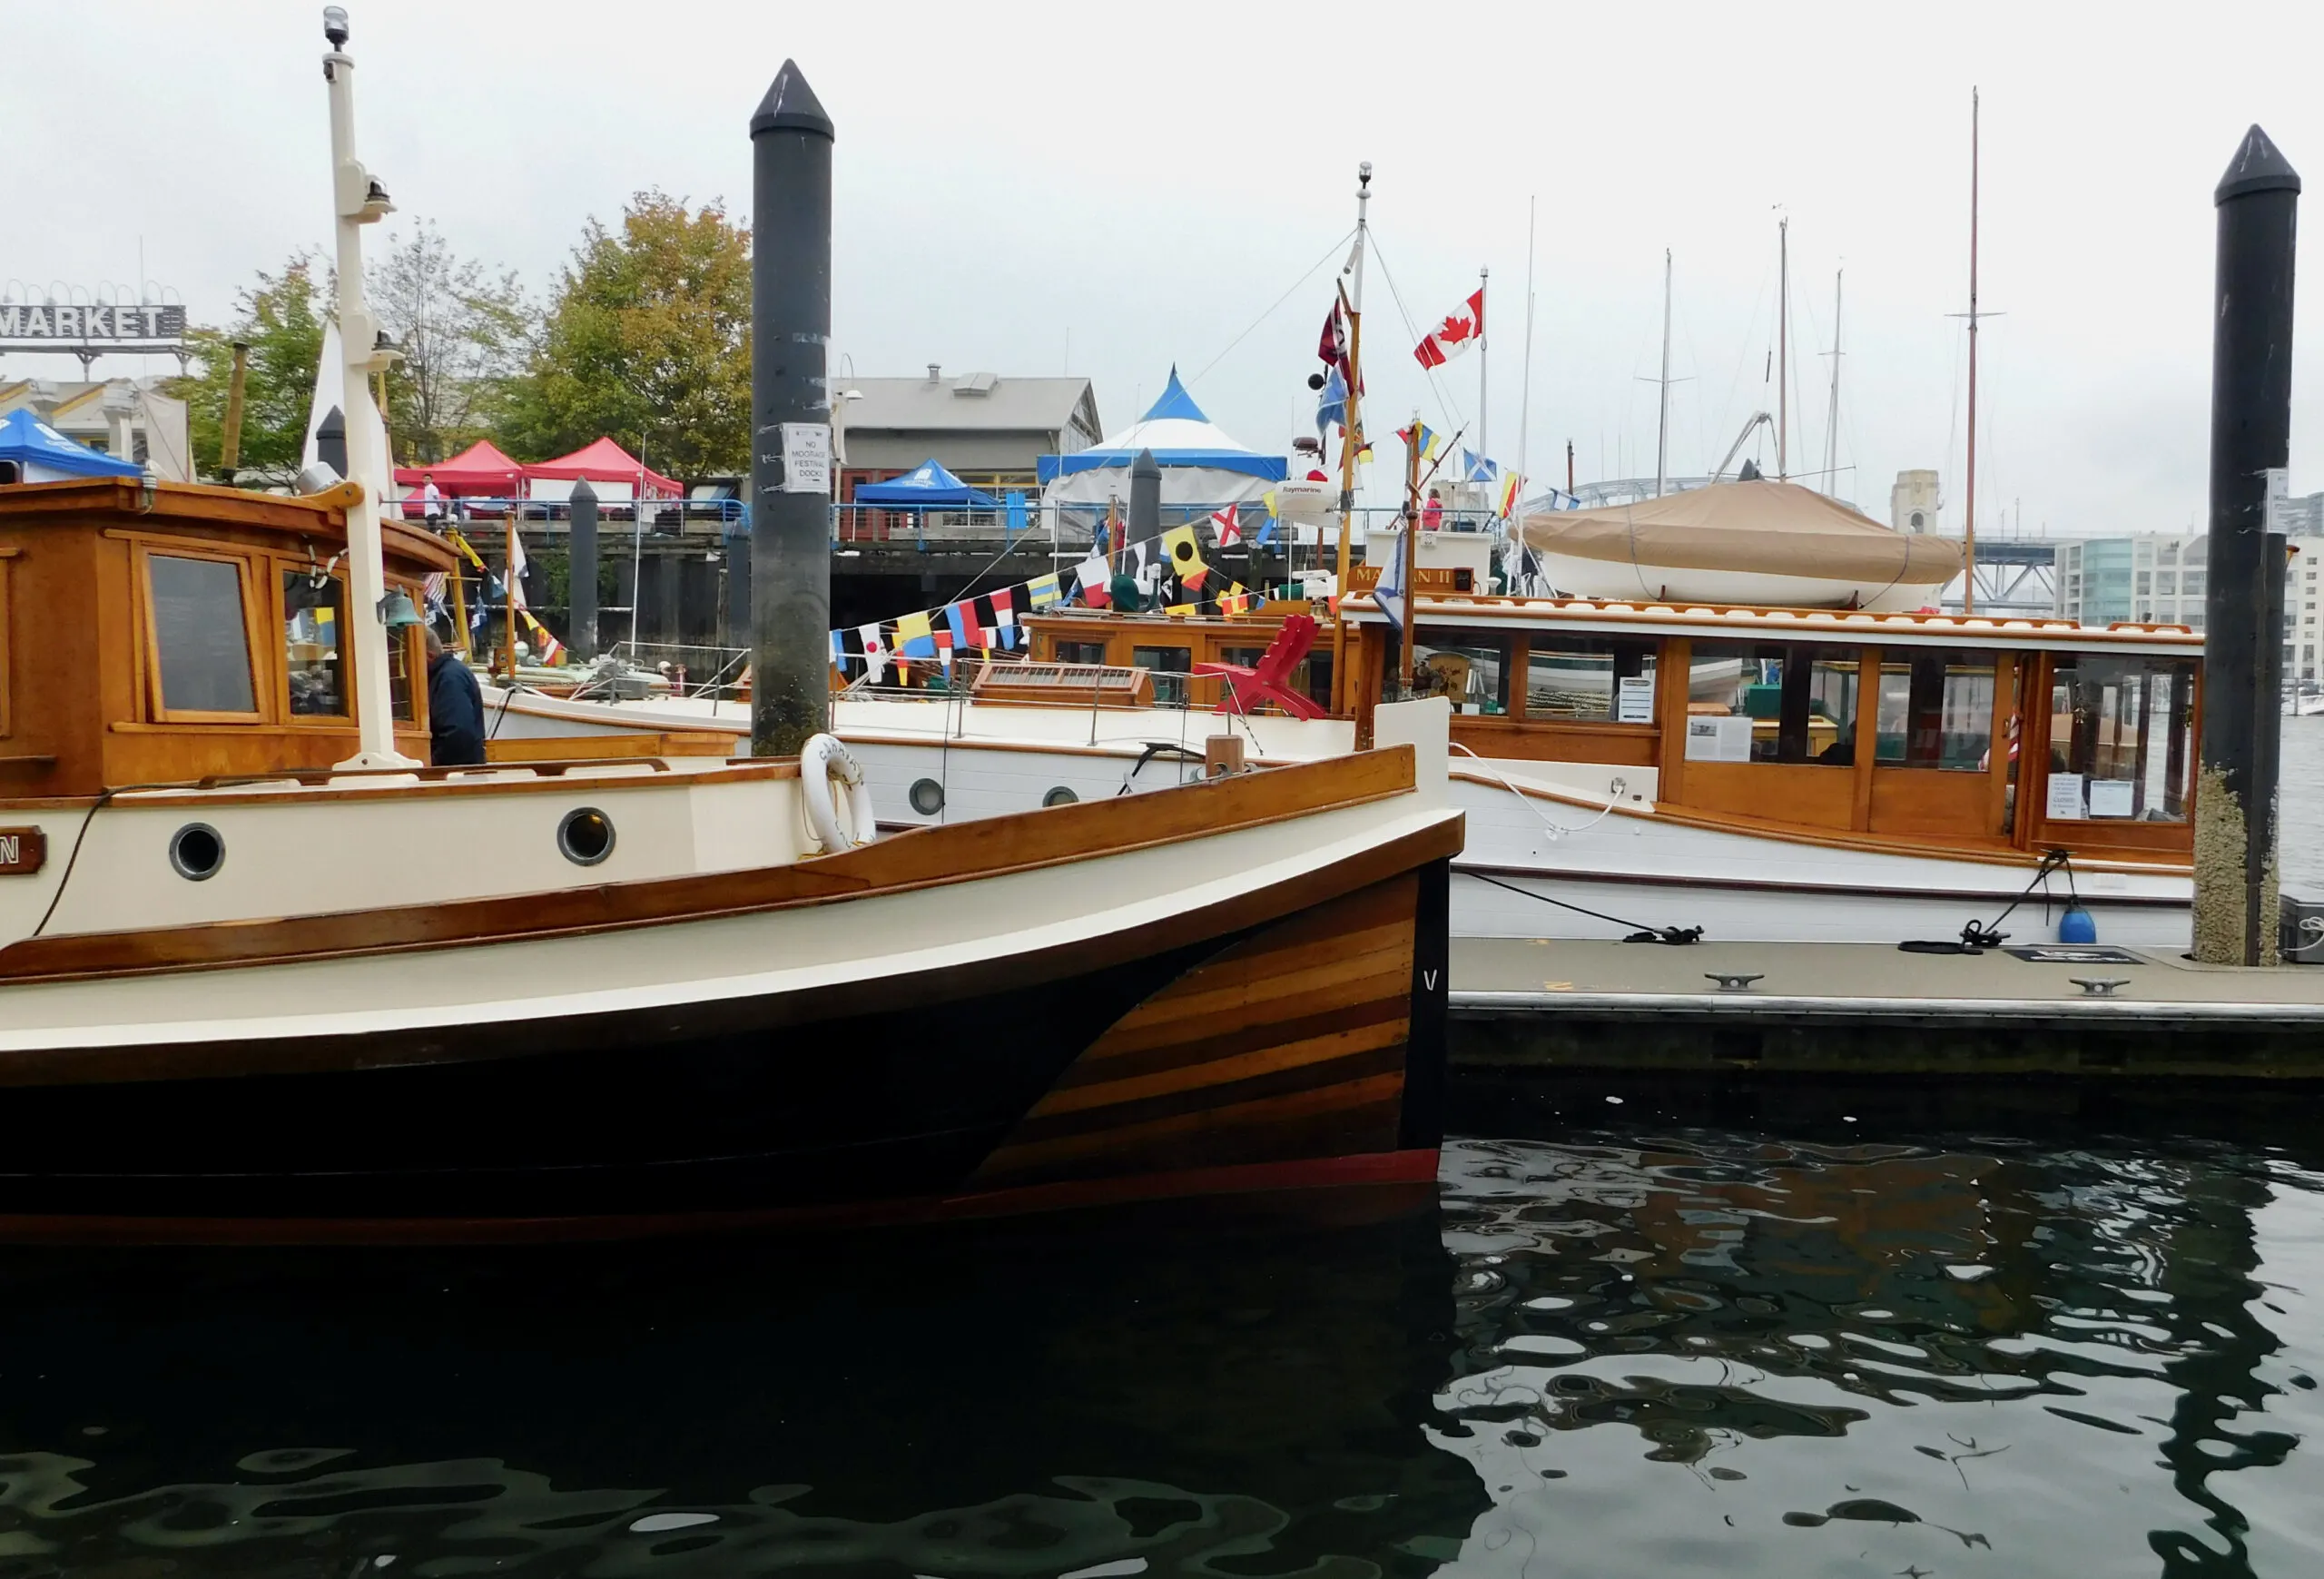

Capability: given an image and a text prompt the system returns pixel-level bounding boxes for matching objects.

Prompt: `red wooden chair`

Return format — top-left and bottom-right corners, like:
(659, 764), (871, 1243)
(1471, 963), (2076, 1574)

(1193, 614), (1326, 719)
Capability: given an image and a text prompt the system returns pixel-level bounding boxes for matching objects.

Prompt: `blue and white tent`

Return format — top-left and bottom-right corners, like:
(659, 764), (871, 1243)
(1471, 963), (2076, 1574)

(853, 457), (1002, 510)
(0, 408), (143, 482)
(1037, 368), (1285, 528)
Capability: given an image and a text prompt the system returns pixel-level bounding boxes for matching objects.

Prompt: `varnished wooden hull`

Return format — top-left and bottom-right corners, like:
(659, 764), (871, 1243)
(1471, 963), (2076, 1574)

(0, 856), (1451, 1244)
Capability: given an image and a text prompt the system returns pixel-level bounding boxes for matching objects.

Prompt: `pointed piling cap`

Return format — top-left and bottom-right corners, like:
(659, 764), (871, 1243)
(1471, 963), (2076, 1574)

(752, 60), (833, 141)
(1132, 447), (1161, 479)
(2216, 124), (2299, 204)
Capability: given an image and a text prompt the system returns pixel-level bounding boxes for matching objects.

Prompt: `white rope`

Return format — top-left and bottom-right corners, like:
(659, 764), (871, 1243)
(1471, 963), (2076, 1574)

(1448, 739), (1624, 841)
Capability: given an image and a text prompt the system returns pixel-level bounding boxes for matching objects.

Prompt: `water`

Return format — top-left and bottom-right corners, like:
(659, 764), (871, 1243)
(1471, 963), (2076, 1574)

(0, 1091), (2318, 1577)
(2280, 715), (2324, 895)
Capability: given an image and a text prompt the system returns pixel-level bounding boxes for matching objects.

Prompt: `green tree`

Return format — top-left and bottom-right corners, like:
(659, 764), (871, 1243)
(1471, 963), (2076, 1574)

(498, 190), (751, 479)
(373, 220), (532, 464)
(177, 253), (330, 484)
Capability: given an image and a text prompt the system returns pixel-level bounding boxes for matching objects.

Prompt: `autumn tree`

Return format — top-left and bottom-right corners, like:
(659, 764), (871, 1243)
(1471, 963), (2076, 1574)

(372, 220), (531, 464)
(499, 190), (751, 479)
(177, 253), (330, 484)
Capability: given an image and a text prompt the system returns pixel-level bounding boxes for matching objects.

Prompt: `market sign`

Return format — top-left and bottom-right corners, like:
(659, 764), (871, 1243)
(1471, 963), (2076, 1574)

(0, 301), (186, 346)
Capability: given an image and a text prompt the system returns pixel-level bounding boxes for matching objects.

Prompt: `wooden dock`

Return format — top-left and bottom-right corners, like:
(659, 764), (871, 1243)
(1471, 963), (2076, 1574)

(1450, 937), (2324, 1081)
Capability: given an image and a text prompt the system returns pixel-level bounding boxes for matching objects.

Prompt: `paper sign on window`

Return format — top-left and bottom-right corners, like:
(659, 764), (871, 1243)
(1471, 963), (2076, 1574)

(2088, 779), (2135, 818)
(1616, 675), (1656, 724)
(2045, 773), (2087, 820)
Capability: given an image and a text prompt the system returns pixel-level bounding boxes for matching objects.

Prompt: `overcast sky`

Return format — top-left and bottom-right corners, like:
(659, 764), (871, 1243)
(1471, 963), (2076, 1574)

(9, 1), (2324, 533)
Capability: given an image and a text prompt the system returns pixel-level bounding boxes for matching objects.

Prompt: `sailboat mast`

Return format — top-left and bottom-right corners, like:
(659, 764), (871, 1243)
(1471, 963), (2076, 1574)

(1329, 162), (1371, 714)
(1477, 265), (1489, 487)
(1777, 218), (1789, 481)
(1517, 196), (1536, 529)
(1654, 250), (1671, 498)
(1823, 269), (1843, 494)
(1964, 89), (1981, 616)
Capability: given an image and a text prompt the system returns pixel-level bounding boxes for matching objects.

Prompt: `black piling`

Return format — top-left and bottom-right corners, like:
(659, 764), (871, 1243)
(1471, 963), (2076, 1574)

(1128, 446), (1161, 554)
(748, 60), (835, 756)
(2196, 125), (2300, 965)
(315, 406), (348, 479)
(568, 479), (599, 661)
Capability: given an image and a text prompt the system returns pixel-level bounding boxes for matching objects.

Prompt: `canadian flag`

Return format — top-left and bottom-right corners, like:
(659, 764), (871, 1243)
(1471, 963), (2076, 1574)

(1413, 286), (1485, 369)
(1210, 504), (1244, 548)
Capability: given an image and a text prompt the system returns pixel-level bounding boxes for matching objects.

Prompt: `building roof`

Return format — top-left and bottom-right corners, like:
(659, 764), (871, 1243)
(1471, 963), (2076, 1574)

(847, 371), (1101, 448)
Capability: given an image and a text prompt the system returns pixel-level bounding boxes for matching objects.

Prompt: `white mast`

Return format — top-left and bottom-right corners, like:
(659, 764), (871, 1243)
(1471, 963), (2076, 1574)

(1476, 263), (1489, 495)
(1821, 269), (1843, 495)
(1777, 217), (1789, 481)
(1653, 249), (1671, 498)
(1516, 196), (1535, 525)
(320, 5), (412, 768)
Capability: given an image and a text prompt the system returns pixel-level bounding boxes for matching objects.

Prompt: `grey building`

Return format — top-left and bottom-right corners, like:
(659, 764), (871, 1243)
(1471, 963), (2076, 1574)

(838, 366), (1101, 500)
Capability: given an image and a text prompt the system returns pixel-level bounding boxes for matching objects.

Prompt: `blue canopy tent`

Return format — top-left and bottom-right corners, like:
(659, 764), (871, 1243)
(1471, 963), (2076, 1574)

(1036, 369), (1283, 546)
(0, 409), (143, 483)
(853, 458), (1002, 510)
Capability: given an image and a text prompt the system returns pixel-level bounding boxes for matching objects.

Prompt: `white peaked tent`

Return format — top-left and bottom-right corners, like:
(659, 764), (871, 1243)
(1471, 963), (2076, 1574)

(1038, 367), (1285, 537)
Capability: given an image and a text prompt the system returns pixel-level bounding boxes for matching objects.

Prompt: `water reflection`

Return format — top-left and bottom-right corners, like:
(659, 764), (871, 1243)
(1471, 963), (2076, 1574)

(0, 1111), (2318, 1578)
(0, 1214), (1485, 1577)
(1434, 1113), (2324, 1578)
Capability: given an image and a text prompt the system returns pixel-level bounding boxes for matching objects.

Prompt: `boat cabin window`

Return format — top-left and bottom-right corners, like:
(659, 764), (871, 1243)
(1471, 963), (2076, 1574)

(282, 569), (349, 716)
(1873, 649), (1994, 771)
(1524, 636), (1658, 723)
(1408, 629), (1511, 715)
(1686, 642), (1860, 765)
(1054, 640), (1108, 666)
(1130, 645), (1191, 706)
(144, 550), (260, 719)
(2047, 655), (2196, 821)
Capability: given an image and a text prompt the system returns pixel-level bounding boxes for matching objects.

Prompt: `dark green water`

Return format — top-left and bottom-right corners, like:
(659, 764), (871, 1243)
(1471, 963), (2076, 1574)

(0, 1090), (2316, 1577)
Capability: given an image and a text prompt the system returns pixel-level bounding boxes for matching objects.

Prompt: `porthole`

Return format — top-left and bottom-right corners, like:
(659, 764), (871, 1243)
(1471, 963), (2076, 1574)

(557, 806), (615, 866)
(908, 778), (946, 815)
(1041, 785), (1078, 807)
(168, 823), (225, 882)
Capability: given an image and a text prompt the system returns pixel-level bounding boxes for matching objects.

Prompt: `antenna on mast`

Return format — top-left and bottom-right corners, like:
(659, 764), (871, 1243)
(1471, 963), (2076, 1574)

(1776, 214), (1789, 481)
(1820, 268), (1844, 495)
(1949, 89), (2003, 613)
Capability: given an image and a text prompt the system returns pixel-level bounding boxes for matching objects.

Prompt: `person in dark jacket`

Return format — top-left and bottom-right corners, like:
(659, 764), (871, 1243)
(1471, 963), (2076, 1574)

(425, 627), (487, 766)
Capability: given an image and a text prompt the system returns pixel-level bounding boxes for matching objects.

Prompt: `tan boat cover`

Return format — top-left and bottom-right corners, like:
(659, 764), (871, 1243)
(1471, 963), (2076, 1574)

(1520, 480), (1964, 588)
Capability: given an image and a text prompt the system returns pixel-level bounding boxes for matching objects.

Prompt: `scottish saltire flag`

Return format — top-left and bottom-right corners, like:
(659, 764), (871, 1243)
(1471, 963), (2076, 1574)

(1462, 449), (1499, 483)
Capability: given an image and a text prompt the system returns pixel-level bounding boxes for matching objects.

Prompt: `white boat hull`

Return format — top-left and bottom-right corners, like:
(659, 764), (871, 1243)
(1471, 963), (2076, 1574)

(474, 688), (2188, 951)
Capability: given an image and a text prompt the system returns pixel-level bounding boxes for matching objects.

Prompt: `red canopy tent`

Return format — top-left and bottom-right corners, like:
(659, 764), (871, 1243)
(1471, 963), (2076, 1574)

(524, 438), (682, 498)
(393, 439), (527, 497)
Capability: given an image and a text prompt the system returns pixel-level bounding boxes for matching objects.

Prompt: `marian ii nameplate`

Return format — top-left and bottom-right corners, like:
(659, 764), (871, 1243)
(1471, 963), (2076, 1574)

(0, 828), (46, 876)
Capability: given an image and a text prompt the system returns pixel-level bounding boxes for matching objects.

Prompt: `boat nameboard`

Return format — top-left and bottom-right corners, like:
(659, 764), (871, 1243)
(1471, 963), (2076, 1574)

(0, 828), (44, 876)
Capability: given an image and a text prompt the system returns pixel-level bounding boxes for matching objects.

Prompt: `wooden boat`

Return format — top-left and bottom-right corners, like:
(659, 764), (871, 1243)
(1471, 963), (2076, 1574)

(477, 579), (2201, 949)
(0, 477), (1462, 1242)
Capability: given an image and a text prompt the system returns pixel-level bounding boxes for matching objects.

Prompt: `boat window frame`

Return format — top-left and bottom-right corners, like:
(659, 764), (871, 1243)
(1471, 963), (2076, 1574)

(1510, 633), (1662, 728)
(0, 548), (14, 739)
(281, 564), (353, 724)
(135, 539), (271, 725)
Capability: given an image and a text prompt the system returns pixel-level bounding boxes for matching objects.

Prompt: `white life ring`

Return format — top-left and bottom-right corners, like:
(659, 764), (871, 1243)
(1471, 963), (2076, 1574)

(801, 733), (878, 853)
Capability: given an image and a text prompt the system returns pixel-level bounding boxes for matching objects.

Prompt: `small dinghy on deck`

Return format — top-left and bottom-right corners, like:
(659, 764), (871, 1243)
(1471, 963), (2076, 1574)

(1519, 479), (1963, 612)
